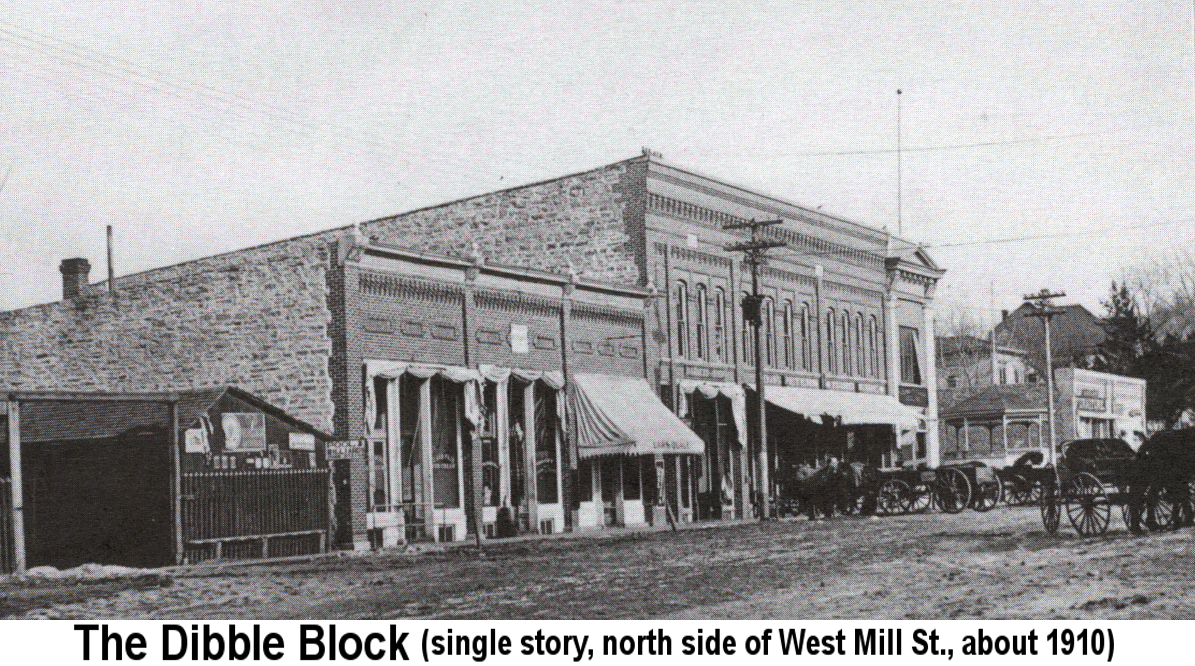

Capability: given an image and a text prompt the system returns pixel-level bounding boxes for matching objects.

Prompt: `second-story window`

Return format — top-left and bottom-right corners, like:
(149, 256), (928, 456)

(764, 297), (776, 367)
(713, 287), (726, 363)
(783, 300), (794, 369)
(694, 284), (708, 360)
(854, 313), (864, 377)
(869, 315), (881, 379)
(674, 281), (689, 358)
(899, 325), (923, 385)
(742, 292), (754, 366)
(840, 311), (851, 376)
(800, 303), (812, 371)
(826, 308), (837, 374)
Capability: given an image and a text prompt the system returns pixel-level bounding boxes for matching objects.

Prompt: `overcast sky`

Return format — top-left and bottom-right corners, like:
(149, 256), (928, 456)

(2, 1), (1192, 329)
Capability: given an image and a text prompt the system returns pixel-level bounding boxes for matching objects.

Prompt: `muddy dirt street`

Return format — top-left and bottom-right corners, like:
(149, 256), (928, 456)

(4, 506), (1194, 619)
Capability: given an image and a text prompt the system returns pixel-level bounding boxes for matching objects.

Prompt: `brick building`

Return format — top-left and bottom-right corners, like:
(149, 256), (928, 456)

(1, 151), (943, 542)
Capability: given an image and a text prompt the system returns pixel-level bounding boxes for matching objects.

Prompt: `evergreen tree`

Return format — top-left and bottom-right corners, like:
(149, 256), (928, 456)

(1094, 282), (1154, 376)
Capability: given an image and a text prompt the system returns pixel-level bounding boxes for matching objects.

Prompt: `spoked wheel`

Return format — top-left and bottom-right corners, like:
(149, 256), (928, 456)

(973, 477), (1003, 512)
(1040, 479), (1061, 534)
(934, 468), (972, 514)
(1141, 484), (1178, 532)
(1065, 472), (1111, 537)
(877, 479), (912, 515)
(908, 485), (934, 513)
(1004, 474), (1031, 506)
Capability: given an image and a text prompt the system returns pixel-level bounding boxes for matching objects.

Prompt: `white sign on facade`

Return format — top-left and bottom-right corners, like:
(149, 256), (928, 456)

(289, 432), (316, 451)
(510, 324), (529, 353)
(184, 427), (208, 453)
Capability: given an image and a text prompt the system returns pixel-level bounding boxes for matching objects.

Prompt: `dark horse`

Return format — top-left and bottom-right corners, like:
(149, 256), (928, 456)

(1127, 429), (1195, 533)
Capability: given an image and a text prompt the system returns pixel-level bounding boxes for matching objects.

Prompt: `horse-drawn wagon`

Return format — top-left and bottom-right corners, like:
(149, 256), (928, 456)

(1038, 438), (1180, 536)
(873, 463), (999, 515)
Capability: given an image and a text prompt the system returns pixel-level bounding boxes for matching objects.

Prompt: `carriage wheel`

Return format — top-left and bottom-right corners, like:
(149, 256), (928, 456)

(973, 476), (1003, 512)
(877, 479), (912, 515)
(1138, 484), (1178, 532)
(1004, 474), (1030, 506)
(908, 484), (934, 513)
(1040, 479), (1060, 534)
(934, 468), (971, 514)
(1065, 472), (1111, 537)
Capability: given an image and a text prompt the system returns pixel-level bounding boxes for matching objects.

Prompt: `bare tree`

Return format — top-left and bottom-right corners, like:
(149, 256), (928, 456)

(1120, 249), (1195, 340)
(935, 301), (992, 389)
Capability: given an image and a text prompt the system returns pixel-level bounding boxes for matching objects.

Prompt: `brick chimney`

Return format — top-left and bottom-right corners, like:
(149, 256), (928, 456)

(1001, 309), (1009, 322)
(60, 257), (91, 300)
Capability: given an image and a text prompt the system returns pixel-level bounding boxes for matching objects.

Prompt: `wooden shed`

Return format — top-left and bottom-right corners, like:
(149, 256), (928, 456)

(2, 388), (334, 573)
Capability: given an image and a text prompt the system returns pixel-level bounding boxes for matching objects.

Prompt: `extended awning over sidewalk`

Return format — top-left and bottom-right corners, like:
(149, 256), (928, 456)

(570, 373), (705, 458)
(763, 385), (923, 431)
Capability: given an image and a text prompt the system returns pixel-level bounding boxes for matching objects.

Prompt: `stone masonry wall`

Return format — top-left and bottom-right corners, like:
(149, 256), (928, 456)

(0, 232), (339, 432)
(359, 158), (646, 287)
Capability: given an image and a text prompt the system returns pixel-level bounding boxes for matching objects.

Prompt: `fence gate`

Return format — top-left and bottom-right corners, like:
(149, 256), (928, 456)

(0, 478), (13, 575)
(181, 469), (332, 563)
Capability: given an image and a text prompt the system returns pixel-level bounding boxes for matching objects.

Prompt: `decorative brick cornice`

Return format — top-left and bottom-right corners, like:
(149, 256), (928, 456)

(571, 303), (644, 328)
(474, 289), (561, 318)
(648, 193), (885, 271)
(668, 244), (732, 269)
(358, 272), (463, 304)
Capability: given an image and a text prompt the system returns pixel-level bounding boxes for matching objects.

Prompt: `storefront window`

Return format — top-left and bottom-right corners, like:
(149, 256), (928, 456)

(622, 456), (641, 500)
(400, 375), (421, 508)
(508, 380), (527, 509)
(481, 382), (500, 507)
(430, 377), (460, 509)
(534, 384), (559, 504)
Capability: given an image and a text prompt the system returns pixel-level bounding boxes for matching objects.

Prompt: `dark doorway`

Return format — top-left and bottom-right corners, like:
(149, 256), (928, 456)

(332, 459), (353, 548)
(24, 427), (171, 569)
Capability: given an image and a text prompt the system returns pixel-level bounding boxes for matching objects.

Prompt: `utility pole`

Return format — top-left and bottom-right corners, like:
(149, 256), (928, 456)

(1022, 289), (1066, 472)
(724, 218), (786, 520)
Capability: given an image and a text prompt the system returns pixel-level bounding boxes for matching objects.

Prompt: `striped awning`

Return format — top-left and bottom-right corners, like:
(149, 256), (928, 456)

(570, 373), (705, 458)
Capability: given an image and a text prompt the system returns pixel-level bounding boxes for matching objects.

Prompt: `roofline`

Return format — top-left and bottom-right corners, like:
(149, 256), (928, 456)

(357, 237), (650, 298)
(643, 154), (898, 244)
(221, 387), (335, 441)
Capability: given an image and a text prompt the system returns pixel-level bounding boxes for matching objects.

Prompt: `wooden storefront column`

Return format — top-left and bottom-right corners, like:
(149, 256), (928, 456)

(419, 378), (436, 541)
(7, 400), (25, 575)
(496, 380), (510, 508)
(387, 378), (402, 521)
(523, 382), (539, 532)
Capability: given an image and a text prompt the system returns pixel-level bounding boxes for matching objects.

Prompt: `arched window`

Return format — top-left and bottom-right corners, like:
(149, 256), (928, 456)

(763, 297), (776, 367)
(674, 281), (689, 358)
(855, 313), (864, 377)
(800, 303), (812, 371)
(825, 308), (837, 374)
(869, 315), (881, 379)
(783, 300), (794, 369)
(742, 292), (754, 366)
(840, 311), (850, 376)
(713, 287), (726, 363)
(694, 284), (708, 360)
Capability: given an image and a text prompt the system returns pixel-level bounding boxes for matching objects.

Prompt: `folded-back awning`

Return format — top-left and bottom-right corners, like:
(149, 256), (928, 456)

(763, 385), (924, 431)
(570, 373), (705, 458)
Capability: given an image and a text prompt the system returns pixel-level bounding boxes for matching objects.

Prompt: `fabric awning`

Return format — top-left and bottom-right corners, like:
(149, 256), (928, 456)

(364, 360), (483, 430)
(570, 373), (705, 458)
(763, 385), (924, 431)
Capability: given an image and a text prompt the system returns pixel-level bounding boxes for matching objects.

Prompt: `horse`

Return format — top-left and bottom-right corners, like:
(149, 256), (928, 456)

(1126, 429), (1195, 533)
(792, 462), (840, 520)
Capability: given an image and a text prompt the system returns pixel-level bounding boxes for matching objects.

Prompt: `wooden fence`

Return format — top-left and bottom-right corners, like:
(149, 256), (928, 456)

(0, 478), (13, 574)
(181, 469), (331, 563)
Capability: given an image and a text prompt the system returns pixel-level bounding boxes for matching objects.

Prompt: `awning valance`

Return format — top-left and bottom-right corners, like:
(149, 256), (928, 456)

(677, 380), (748, 450)
(364, 360), (483, 430)
(762, 385), (924, 431)
(478, 364), (565, 390)
(570, 373), (705, 458)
